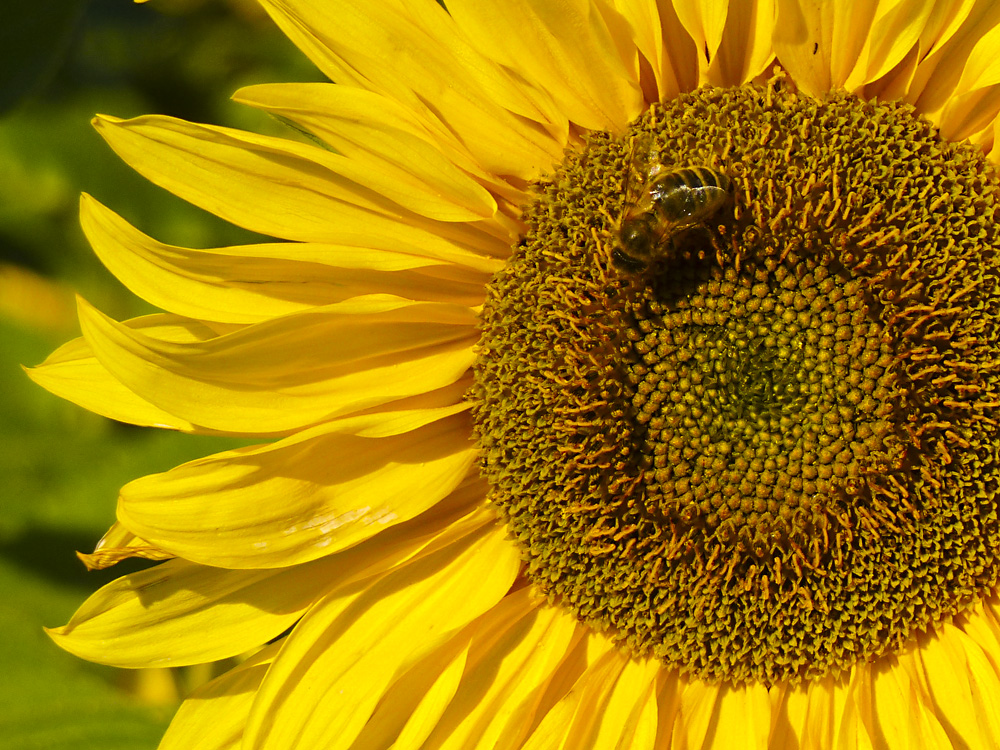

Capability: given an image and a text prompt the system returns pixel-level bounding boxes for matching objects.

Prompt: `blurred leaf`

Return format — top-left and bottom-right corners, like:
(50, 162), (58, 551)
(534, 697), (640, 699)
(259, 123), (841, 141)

(0, 564), (170, 750)
(0, 0), (89, 115)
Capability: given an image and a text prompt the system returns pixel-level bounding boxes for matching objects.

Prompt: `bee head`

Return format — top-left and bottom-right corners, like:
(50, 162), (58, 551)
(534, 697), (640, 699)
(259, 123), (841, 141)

(620, 216), (655, 259)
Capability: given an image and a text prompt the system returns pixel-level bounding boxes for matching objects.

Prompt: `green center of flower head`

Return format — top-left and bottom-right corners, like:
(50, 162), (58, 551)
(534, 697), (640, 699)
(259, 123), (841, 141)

(470, 75), (1000, 685)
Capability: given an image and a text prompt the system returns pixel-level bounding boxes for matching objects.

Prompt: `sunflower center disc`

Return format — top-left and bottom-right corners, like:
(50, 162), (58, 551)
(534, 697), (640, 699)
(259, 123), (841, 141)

(471, 78), (1000, 684)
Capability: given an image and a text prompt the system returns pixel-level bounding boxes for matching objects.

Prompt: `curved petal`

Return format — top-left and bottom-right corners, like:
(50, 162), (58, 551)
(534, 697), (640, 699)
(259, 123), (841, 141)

(773, 0), (878, 97)
(26, 316), (229, 434)
(908, 0), (1000, 121)
(426, 594), (586, 750)
(903, 620), (1000, 750)
(81, 196), (491, 326)
(77, 296), (477, 434)
(93, 114), (515, 257)
(936, 22), (1000, 141)
(672, 0), (731, 85)
(860, 656), (953, 749)
(842, 0), (937, 91)
(614, 0), (699, 100)
(241, 521), (521, 750)
(118, 406), (478, 568)
(232, 83), (531, 208)
(522, 646), (662, 750)
(227, 82), (498, 219)
(256, 0), (567, 179)
(158, 645), (277, 750)
(709, 0), (777, 87)
(446, 0), (644, 131)
(46, 500), (496, 668)
(77, 521), (173, 571)
(670, 679), (722, 749)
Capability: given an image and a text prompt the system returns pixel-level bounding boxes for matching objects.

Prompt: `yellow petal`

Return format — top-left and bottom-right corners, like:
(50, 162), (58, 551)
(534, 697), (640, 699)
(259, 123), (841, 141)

(618, 663), (661, 750)
(843, 0), (937, 90)
(908, 2), (1000, 121)
(937, 22), (1000, 141)
(76, 296), (477, 434)
(158, 646), (277, 750)
(76, 521), (172, 571)
(81, 195), (491, 326)
(520, 646), (625, 750)
(709, 0), (777, 86)
(446, 0), (643, 131)
(256, 0), (566, 179)
(391, 646), (472, 750)
(773, 0), (878, 97)
(614, 0), (698, 100)
(241, 521), (521, 750)
(712, 682), (771, 749)
(26, 316), (226, 434)
(96, 113), (495, 227)
(905, 621), (1000, 750)
(428, 595), (584, 750)
(918, 0), (978, 61)
(47, 500), (496, 668)
(963, 596), (1000, 674)
(670, 679), (722, 749)
(228, 83), (499, 221)
(862, 656), (953, 749)
(524, 644), (661, 750)
(231, 83), (526, 209)
(672, 0), (731, 85)
(653, 669), (684, 748)
(47, 559), (315, 668)
(118, 406), (478, 568)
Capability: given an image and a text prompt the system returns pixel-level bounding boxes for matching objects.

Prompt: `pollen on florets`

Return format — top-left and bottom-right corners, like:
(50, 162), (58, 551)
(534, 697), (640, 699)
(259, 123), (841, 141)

(471, 76), (1000, 685)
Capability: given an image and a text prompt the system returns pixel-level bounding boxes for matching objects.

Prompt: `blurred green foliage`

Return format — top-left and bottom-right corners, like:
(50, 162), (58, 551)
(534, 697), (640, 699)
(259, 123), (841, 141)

(0, 1), (322, 747)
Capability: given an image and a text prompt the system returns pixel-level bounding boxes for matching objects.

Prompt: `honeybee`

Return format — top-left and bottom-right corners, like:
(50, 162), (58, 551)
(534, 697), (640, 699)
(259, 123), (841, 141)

(612, 136), (732, 274)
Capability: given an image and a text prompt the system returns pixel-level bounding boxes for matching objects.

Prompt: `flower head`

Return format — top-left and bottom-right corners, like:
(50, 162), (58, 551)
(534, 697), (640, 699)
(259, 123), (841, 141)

(31, 0), (1000, 748)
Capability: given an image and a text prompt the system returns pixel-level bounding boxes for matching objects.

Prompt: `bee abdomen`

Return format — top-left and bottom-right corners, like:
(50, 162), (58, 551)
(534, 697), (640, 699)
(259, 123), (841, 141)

(651, 166), (731, 225)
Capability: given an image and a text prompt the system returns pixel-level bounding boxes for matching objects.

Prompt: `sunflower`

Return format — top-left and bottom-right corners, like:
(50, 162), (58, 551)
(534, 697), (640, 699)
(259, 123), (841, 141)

(30, 0), (1000, 747)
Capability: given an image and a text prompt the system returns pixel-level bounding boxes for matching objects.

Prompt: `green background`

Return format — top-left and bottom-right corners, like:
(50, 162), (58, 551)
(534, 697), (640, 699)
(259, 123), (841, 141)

(0, 1), (320, 747)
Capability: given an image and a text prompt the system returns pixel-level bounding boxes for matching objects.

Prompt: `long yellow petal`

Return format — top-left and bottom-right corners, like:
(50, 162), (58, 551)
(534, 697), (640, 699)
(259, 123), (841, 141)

(712, 682), (772, 749)
(860, 656), (952, 749)
(47, 500), (496, 668)
(96, 112), (493, 225)
(26, 316), (230, 434)
(842, 0), (936, 90)
(446, 0), (643, 131)
(614, 0), (698, 100)
(428, 596), (585, 750)
(670, 679), (722, 749)
(709, 0), (777, 86)
(158, 646), (277, 750)
(937, 22), (1000, 141)
(232, 83), (530, 208)
(908, 1), (1000, 120)
(773, 0), (878, 97)
(519, 646), (625, 750)
(672, 0), (731, 85)
(904, 621), (1000, 750)
(256, 0), (566, 179)
(77, 296), (477, 434)
(118, 407), (478, 568)
(93, 114), (515, 260)
(81, 196), (490, 326)
(241, 521), (521, 750)
(228, 82), (499, 220)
